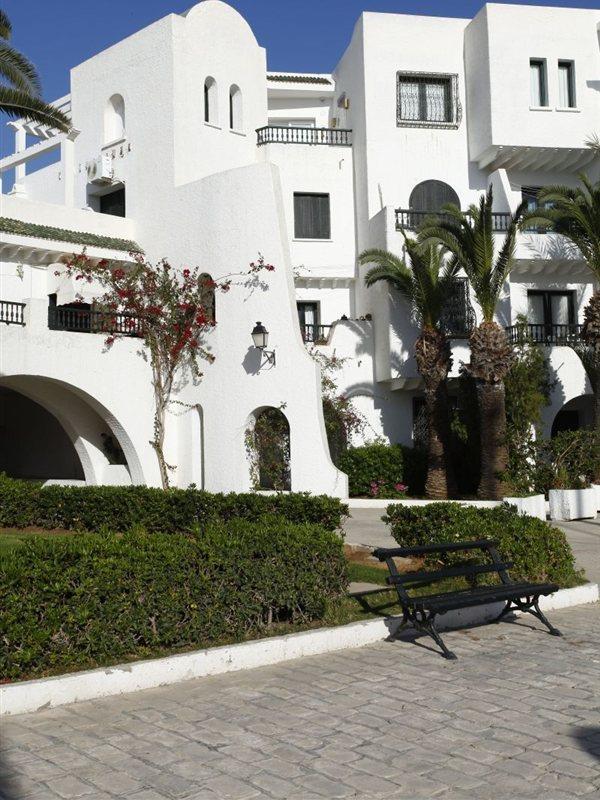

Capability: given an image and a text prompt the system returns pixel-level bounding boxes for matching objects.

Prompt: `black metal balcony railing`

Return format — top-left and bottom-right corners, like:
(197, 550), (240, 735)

(48, 306), (143, 336)
(256, 126), (352, 147)
(0, 300), (26, 326)
(301, 324), (332, 344)
(395, 209), (517, 233)
(506, 323), (583, 345)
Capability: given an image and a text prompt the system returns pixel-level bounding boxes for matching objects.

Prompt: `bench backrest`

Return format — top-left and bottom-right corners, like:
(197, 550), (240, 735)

(373, 539), (512, 603)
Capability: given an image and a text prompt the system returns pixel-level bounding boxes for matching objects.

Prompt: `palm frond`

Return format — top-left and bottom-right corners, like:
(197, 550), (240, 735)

(0, 43), (42, 94)
(0, 9), (11, 41)
(0, 85), (71, 131)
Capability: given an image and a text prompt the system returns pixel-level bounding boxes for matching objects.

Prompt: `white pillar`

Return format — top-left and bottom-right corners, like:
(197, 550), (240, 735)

(8, 125), (27, 197)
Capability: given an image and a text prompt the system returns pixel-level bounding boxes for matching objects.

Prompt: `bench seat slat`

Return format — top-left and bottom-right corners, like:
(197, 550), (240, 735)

(388, 561), (513, 585)
(410, 582), (558, 613)
(374, 539), (496, 560)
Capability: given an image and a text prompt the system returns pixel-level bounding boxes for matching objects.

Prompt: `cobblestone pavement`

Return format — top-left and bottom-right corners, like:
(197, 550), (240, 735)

(2, 604), (599, 800)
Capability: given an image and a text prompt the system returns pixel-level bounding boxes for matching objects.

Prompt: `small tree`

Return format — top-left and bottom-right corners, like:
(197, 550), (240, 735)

(61, 251), (274, 488)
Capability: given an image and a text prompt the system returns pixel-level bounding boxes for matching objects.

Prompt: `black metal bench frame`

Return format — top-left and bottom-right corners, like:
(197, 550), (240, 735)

(373, 539), (561, 660)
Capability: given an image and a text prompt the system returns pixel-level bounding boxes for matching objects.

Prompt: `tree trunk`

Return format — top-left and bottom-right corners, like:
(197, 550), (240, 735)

(152, 400), (170, 490)
(424, 382), (456, 499)
(476, 379), (509, 500)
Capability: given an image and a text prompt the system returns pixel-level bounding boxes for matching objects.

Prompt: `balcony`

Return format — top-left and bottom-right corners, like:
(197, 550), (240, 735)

(300, 323), (332, 344)
(256, 126), (352, 147)
(0, 300), (26, 326)
(506, 323), (583, 345)
(395, 209), (516, 233)
(48, 305), (143, 336)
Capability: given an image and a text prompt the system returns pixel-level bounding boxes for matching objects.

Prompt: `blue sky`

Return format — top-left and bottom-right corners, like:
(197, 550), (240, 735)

(3, 0), (599, 104)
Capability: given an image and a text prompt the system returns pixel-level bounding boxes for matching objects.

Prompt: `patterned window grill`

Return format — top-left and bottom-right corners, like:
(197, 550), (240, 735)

(397, 72), (461, 129)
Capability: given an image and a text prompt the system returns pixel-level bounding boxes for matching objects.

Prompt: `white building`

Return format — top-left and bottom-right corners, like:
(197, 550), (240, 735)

(0, 1), (598, 496)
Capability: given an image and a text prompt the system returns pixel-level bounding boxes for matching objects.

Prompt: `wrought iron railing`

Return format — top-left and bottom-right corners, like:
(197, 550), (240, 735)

(256, 126), (352, 147)
(0, 300), (26, 326)
(506, 323), (583, 345)
(48, 306), (143, 336)
(301, 324), (332, 344)
(395, 209), (518, 233)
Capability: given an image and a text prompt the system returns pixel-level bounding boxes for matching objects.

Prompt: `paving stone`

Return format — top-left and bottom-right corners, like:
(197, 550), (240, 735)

(4, 604), (599, 800)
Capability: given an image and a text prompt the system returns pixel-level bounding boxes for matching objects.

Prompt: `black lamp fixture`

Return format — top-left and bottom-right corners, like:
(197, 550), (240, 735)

(251, 321), (276, 366)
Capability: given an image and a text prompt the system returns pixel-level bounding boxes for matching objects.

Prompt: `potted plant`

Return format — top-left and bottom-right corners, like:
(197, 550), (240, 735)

(548, 471), (596, 521)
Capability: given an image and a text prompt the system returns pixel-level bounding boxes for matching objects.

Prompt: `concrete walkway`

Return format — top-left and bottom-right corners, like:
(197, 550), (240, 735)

(2, 604), (599, 799)
(344, 509), (600, 585)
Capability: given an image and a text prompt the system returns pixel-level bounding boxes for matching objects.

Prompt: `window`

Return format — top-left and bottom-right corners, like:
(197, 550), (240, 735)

(99, 187), (125, 218)
(229, 84), (242, 131)
(204, 77), (217, 124)
(268, 118), (316, 128)
(397, 72), (460, 128)
(530, 59), (548, 107)
(297, 302), (319, 342)
(558, 60), (575, 108)
(527, 290), (574, 327)
(294, 193), (330, 239)
(409, 180), (460, 212)
(522, 186), (552, 232)
(199, 273), (216, 323)
(440, 278), (475, 338)
(104, 94), (125, 144)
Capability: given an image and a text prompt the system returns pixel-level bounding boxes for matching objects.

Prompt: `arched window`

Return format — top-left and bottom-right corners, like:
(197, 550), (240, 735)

(104, 94), (125, 143)
(409, 180), (460, 212)
(204, 77), (217, 124)
(199, 273), (216, 323)
(247, 407), (291, 491)
(229, 84), (242, 131)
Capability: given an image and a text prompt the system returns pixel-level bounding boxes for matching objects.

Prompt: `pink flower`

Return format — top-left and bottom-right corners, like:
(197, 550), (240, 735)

(394, 483), (407, 493)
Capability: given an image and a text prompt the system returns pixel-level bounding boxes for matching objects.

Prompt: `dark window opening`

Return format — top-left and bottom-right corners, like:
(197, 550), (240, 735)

(527, 290), (574, 327)
(204, 82), (210, 122)
(409, 180), (460, 212)
(99, 187), (125, 218)
(293, 193), (330, 239)
(441, 278), (476, 338)
(297, 301), (319, 342)
(397, 74), (456, 125)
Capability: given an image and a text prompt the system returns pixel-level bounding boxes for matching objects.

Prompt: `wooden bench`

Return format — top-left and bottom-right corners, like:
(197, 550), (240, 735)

(373, 539), (561, 660)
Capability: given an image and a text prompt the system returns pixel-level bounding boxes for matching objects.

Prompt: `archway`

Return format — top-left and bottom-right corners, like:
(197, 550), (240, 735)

(247, 407), (291, 491)
(551, 395), (595, 437)
(0, 387), (84, 481)
(0, 376), (143, 485)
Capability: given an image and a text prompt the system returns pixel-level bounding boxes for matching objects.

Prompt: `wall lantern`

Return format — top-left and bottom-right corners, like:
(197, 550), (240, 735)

(251, 321), (276, 366)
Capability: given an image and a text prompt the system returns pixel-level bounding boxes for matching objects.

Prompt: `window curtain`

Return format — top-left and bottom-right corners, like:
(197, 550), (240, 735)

(530, 62), (543, 106)
(551, 294), (570, 326)
(558, 64), (572, 108)
(424, 81), (447, 122)
(527, 294), (545, 325)
(398, 80), (420, 120)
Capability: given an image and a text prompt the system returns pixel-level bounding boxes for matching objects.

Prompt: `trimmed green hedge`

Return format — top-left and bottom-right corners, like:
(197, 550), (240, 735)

(383, 502), (583, 587)
(0, 520), (347, 681)
(338, 443), (406, 498)
(0, 475), (347, 532)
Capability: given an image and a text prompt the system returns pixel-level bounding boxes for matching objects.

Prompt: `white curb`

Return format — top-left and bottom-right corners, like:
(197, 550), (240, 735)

(1, 583), (597, 717)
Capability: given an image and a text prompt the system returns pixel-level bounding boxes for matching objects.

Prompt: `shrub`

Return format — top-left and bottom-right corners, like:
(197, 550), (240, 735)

(0, 519), (347, 681)
(534, 429), (600, 492)
(0, 475), (347, 532)
(338, 443), (406, 498)
(383, 502), (583, 587)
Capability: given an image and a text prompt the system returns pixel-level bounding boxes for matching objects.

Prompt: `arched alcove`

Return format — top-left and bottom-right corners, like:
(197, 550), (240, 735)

(199, 273), (216, 322)
(409, 180), (460, 212)
(204, 77), (218, 124)
(229, 84), (243, 131)
(247, 407), (291, 491)
(104, 94), (125, 143)
(551, 395), (594, 437)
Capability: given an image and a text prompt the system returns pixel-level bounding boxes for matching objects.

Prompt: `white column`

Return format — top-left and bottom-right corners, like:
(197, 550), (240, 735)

(60, 128), (80, 208)
(8, 125), (27, 197)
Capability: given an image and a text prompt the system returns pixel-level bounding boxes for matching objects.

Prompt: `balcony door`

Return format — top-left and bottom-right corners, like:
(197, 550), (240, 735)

(527, 290), (574, 341)
(297, 302), (318, 342)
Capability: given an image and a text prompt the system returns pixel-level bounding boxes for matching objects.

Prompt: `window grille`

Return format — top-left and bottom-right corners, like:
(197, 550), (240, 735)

(397, 72), (461, 129)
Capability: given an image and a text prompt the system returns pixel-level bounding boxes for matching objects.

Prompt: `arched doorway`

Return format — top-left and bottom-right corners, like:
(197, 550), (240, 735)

(0, 387), (84, 480)
(247, 407), (291, 491)
(551, 395), (594, 437)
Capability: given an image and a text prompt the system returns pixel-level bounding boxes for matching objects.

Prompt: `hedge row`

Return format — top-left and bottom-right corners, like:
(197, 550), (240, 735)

(0, 520), (348, 681)
(0, 475), (347, 532)
(338, 443), (427, 498)
(384, 502), (583, 587)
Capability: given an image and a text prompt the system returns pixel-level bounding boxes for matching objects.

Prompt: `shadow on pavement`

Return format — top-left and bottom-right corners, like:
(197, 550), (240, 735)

(570, 726), (600, 764)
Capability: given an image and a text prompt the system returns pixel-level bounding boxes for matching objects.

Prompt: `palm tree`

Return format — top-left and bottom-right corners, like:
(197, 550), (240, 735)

(522, 175), (600, 436)
(0, 9), (70, 131)
(359, 236), (458, 499)
(419, 187), (526, 499)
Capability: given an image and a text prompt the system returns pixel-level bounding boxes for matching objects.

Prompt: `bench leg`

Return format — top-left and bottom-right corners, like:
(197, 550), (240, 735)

(527, 600), (562, 637)
(413, 612), (457, 660)
(493, 600), (514, 624)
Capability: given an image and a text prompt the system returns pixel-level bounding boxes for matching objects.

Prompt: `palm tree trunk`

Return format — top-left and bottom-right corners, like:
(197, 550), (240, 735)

(424, 382), (456, 499)
(476, 379), (509, 500)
